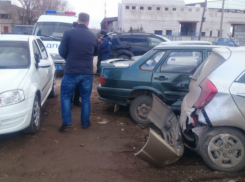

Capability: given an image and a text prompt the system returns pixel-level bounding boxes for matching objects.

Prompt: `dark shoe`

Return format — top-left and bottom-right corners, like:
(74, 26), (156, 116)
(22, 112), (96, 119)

(82, 123), (91, 129)
(59, 124), (71, 131)
(73, 101), (81, 107)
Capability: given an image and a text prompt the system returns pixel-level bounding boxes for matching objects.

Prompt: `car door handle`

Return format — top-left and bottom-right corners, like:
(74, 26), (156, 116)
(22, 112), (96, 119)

(154, 76), (168, 81)
(237, 93), (245, 98)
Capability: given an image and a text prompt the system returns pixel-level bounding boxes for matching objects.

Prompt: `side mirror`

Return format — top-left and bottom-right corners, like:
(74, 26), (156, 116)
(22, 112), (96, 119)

(38, 59), (51, 68)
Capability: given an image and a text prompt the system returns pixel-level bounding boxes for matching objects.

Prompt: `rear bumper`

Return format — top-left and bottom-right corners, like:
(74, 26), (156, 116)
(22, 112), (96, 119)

(97, 84), (131, 106)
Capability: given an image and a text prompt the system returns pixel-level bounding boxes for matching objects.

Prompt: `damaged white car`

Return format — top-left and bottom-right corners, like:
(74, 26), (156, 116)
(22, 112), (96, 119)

(136, 47), (245, 172)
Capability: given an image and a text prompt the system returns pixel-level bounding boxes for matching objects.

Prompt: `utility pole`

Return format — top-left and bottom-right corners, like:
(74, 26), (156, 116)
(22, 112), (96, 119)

(219, 0), (225, 37)
(198, 0), (207, 40)
(105, 0), (107, 18)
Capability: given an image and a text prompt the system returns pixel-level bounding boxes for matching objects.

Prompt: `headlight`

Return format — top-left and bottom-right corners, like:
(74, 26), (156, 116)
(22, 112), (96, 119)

(0, 90), (25, 107)
(50, 54), (63, 60)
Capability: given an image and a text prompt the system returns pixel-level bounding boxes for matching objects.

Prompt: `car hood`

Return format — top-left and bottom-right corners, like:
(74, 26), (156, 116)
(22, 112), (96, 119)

(0, 69), (29, 93)
(136, 94), (184, 167)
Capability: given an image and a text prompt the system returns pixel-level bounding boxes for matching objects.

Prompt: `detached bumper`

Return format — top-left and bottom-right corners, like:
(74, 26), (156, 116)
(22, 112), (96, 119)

(97, 84), (131, 106)
(0, 97), (34, 134)
(135, 128), (184, 167)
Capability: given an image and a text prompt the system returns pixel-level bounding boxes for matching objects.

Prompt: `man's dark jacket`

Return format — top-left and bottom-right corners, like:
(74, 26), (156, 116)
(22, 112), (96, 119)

(99, 35), (111, 54)
(59, 24), (98, 75)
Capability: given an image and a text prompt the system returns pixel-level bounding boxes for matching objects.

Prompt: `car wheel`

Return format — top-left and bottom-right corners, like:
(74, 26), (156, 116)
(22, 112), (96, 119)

(201, 127), (245, 172)
(24, 95), (41, 134)
(49, 77), (56, 98)
(130, 95), (152, 124)
(118, 55), (130, 60)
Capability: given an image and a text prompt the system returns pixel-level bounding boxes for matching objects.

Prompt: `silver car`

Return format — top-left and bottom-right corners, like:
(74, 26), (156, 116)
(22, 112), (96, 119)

(136, 47), (245, 172)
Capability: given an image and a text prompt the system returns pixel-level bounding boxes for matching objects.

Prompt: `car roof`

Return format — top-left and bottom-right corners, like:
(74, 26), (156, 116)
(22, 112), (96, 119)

(154, 44), (219, 50)
(160, 41), (212, 45)
(114, 32), (158, 36)
(37, 15), (77, 23)
(0, 35), (37, 41)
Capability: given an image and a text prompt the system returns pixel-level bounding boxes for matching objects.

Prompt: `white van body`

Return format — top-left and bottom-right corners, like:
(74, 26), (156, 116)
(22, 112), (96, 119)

(33, 14), (77, 71)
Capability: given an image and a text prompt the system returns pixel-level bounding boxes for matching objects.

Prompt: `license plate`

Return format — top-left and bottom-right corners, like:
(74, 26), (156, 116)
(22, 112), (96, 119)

(55, 66), (63, 70)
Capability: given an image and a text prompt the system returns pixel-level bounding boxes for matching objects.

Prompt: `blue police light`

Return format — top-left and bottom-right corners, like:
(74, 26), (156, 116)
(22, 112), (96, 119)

(45, 10), (57, 14)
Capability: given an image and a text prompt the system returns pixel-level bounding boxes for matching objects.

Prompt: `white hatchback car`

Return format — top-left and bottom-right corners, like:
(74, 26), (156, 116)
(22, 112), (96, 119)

(0, 35), (56, 134)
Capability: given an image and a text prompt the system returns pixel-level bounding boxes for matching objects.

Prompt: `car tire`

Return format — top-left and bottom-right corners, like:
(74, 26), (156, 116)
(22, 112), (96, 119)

(49, 77), (56, 98)
(200, 127), (245, 172)
(130, 95), (153, 124)
(118, 54), (130, 60)
(23, 95), (41, 134)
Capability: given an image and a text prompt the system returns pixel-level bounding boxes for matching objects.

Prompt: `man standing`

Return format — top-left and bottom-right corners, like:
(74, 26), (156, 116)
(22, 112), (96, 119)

(96, 30), (112, 74)
(59, 13), (98, 131)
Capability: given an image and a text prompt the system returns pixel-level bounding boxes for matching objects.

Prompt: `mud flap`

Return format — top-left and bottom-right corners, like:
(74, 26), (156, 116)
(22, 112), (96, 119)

(135, 94), (184, 167)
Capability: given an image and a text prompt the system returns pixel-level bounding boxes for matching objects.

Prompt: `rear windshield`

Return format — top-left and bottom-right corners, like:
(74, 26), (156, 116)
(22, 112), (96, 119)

(0, 41), (30, 69)
(192, 52), (226, 82)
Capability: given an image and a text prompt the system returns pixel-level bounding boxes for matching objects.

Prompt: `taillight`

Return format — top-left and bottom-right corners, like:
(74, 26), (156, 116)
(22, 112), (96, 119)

(194, 79), (217, 109)
(100, 76), (105, 86)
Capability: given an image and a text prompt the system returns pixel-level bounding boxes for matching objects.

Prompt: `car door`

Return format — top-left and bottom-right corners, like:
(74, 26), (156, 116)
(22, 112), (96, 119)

(230, 71), (245, 118)
(128, 35), (149, 56)
(32, 40), (50, 102)
(151, 50), (204, 110)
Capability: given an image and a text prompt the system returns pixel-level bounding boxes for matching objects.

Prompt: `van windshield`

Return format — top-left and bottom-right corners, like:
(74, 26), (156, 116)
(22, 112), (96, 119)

(0, 41), (30, 69)
(34, 22), (72, 41)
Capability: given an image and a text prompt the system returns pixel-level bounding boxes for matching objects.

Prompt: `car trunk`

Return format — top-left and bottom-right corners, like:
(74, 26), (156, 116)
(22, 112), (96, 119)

(136, 94), (184, 167)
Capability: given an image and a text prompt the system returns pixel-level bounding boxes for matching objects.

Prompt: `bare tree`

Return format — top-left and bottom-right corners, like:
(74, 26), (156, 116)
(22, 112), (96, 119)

(15, 0), (70, 25)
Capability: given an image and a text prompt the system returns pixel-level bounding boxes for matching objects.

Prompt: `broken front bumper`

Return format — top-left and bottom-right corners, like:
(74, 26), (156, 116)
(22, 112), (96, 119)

(136, 94), (184, 167)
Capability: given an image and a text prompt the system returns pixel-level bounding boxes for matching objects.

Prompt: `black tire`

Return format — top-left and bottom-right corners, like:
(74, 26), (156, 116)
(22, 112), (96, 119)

(200, 127), (245, 172)
(24, 95), (41, 134)
(49, 77), (56, 98)
(130, 95), (153, 124)
(118, 54), (130, 60)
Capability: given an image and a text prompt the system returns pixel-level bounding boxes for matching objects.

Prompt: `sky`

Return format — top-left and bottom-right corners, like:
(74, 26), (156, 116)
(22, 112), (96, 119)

(67, 0), (245, 28)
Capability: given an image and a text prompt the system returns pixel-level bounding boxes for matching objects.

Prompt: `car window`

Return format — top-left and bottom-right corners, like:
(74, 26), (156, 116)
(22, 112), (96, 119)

(129, 36), (147, 45)
(118, 36), (129, 45)
(141, 51), (165, 71)
(219, 38), (224, 42)
(148, 37), (163, 47)
(0, 41), (30, 69)
(36, 39), (48, 59)
(237, 71), (245, 84)
(33, 41), (42, 63)
(207, 51), (212, 57)
(112, 38), (120, 46)
(161, 51), (203, 73)
(224, 39), (228, 42)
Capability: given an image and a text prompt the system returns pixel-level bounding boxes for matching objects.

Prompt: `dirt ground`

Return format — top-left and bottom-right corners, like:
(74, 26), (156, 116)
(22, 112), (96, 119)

(1, 73), (245, 182)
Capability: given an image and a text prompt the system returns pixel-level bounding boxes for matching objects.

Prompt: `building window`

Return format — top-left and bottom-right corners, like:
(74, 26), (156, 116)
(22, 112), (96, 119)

(181, 8), (184, 11)
(0, 14), (11, 19)
(140, 6), (144, 10)
(148, 7), (152, 10)
(166, 30), (172, 36)
(210, 31), (212, 37)
(173, 8), (176, 11)
(132, 6), (136, 10)
(157, 7), (160, 10)
(126, 6), (129, 9)
(154, 30), (163, 35)
(165, 7), (169, 11)
(202, 32), (206, 36)
(188, 8), (192, 11)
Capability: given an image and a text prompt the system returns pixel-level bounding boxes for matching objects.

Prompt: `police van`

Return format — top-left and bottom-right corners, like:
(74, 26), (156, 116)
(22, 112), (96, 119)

(33, 10), (77, 71)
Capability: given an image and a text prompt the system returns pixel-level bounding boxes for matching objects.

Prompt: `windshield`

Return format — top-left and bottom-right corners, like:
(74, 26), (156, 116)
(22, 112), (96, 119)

(0, 41), (30, 69)
(34, 22), (72, 41)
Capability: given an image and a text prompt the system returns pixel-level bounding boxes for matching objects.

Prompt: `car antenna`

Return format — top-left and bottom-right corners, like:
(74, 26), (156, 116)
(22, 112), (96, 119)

(227, 33), (238, 47)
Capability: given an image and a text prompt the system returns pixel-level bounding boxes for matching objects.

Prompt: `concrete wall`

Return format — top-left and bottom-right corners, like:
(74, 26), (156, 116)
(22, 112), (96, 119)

(118, 0), (245, 38)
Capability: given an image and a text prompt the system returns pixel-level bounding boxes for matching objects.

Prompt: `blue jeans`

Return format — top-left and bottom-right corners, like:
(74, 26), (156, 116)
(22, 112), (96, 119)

(61, 74), (93, 127)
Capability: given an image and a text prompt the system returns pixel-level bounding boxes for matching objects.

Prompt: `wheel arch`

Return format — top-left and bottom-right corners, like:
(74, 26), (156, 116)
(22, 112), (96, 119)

(128, 87), (166, 102)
